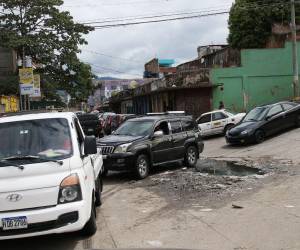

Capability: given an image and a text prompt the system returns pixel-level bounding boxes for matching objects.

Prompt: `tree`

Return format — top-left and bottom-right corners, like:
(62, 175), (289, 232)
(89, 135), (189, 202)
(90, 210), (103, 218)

(228, 0), (295, 49)
(0, 0), (94, 98)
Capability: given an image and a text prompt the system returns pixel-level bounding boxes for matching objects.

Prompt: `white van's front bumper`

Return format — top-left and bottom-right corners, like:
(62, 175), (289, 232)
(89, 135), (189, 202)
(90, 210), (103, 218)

(0, 200), (90, 240)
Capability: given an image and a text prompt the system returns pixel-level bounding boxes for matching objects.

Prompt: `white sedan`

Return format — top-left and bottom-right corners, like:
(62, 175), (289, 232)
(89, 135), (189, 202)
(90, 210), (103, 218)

(196, 110), (246, 137)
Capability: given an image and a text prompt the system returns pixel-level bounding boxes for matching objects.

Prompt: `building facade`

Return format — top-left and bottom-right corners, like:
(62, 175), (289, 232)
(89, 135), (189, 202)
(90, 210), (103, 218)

(211, 41), (299, 112)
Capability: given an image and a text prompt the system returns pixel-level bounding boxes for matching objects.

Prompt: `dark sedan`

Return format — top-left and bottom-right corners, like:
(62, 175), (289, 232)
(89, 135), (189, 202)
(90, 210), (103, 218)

(226, 101), (300, 144)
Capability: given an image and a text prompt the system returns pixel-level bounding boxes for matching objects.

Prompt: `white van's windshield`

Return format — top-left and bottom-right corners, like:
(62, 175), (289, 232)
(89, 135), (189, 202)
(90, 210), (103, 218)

(0, 118), (72, 163)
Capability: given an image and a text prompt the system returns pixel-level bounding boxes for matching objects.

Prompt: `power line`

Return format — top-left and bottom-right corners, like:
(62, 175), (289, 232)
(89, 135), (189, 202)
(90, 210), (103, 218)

(87, 62), (142, 77)
(87, 1), (290, 29)
(81, 8), (230, 25)
(82, 49), (144, 63)
(79, 4), (232, 24)
(92, 11), (229, 29)
(64, 0), (178, 8)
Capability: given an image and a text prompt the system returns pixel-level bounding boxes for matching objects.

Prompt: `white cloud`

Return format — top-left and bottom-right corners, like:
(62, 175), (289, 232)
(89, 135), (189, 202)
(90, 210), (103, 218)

(63, 0), (234, 78)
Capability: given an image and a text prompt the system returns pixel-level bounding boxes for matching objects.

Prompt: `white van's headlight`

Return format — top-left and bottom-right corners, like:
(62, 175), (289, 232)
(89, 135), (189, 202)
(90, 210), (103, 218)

(58, 174), (82, 204)
(114, 143), (132, 153)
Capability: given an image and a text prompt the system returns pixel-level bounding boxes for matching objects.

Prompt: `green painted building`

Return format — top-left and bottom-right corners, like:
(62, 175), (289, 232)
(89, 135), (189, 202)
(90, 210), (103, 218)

(211, 42), (298, 112)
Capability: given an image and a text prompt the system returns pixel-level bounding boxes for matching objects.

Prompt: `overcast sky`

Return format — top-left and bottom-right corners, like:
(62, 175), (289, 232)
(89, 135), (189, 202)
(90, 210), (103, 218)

(62, 0), (234, 78)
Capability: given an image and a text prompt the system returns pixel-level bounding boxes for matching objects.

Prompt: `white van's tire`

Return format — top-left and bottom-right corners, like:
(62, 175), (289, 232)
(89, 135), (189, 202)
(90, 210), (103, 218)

(95, 176), (103, 207)
(81, 199), (97, 237)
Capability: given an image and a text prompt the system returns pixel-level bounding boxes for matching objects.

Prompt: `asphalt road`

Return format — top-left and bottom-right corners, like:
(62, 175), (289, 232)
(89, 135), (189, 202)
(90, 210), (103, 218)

(3, 127), (300, 250)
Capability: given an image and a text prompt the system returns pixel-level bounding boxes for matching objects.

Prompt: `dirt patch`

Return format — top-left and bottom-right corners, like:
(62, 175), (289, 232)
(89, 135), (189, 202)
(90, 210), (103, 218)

(130, 158), (294, 209)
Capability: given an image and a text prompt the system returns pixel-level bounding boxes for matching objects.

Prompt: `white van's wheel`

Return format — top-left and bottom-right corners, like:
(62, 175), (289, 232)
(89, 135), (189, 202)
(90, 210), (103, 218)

(81, 198), (97, 237)
(95, 176), (103, 207)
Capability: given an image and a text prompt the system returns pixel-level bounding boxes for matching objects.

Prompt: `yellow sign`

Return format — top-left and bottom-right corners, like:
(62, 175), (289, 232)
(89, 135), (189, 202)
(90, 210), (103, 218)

(33, 74), (40, 88)
(19, 68), (34, 85)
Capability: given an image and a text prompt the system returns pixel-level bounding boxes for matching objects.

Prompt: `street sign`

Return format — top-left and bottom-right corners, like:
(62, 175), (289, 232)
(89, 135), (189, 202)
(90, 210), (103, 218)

(30, 74), (41, 97)
(19, 68), (34, 95)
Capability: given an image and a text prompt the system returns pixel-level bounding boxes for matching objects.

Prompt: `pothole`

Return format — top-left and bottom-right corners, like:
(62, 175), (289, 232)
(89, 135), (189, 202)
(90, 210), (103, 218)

(196, 159), (265, 176)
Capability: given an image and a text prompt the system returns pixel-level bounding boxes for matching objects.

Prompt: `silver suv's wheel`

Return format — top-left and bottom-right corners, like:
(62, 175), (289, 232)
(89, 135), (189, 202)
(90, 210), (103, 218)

(185, 145), (198, 168)
(134, 154), (150, 179)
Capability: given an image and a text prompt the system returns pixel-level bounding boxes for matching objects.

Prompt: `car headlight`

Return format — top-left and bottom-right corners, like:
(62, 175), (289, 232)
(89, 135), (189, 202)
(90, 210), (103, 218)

(114, 143), (132, 153)
(241, 130), (249, 135)
(58, 174), (82, 204)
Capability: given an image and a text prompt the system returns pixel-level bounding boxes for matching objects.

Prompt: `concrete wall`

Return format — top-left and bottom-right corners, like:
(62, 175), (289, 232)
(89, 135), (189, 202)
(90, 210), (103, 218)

(211, 42), (296, 113)
(175, 88), (211, 118)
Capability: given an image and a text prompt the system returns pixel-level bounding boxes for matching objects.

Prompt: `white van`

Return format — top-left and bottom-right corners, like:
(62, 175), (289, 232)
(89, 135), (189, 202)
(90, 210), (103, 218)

(0, 112), (103, 240)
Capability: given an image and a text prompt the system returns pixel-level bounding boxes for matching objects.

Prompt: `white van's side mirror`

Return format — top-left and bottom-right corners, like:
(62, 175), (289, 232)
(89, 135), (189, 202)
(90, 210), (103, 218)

(84, 136), (97, 155)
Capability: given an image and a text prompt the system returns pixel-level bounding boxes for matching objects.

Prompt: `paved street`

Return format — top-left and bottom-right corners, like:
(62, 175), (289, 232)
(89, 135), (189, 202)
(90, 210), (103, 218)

(203, 127), (300, 164)
(3, 127), (300, 250)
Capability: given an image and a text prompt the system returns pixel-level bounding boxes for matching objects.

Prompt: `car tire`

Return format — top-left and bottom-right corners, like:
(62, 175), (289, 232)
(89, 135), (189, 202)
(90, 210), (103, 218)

(134, 154), (150, 179)
(224, 124), (235, 134)
(254, 130), (265, 144)
(184, 145), (198, 168)
(95, 176), (103, 207)
(80, 198), (97, 237)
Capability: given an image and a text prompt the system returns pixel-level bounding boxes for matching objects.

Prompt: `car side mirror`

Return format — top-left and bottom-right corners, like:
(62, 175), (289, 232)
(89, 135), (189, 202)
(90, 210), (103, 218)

(84, 136), (97, 155)
(153, 130), (164, 138)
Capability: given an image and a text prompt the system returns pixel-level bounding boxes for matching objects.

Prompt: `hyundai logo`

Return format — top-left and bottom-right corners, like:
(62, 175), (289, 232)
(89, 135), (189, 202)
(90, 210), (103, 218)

(6, 194), (23, 202)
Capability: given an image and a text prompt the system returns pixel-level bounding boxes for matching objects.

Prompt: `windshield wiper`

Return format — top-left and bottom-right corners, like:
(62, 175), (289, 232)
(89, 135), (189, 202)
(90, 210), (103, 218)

(0, 160), (24, 170)
(4, 155), (63, 166)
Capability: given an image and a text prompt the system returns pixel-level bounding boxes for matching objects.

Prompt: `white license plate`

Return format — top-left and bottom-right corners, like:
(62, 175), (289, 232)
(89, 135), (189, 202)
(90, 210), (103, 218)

(2, 216), (28, 231)
(102, 155), (107, 159)
(88, 128), (94, 132)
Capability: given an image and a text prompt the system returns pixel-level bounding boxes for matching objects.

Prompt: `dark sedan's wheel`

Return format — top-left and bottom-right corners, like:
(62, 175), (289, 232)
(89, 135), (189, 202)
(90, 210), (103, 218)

(254, 130), (265, 144)
(185, 145), (198, 168)
(134, 154), (150, 179)
(224, 124), (235, 134)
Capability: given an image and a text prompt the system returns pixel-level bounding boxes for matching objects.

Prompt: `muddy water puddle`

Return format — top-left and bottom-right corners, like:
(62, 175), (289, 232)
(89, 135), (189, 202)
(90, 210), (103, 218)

(196, 159), (265, 177)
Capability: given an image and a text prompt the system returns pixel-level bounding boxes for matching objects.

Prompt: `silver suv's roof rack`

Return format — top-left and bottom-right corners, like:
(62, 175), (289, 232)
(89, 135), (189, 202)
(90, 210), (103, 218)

(146, 111), (186, 116)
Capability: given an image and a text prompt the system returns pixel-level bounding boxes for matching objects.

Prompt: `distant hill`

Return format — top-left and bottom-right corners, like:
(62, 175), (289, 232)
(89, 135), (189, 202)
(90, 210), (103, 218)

(95, 76), (120, 80)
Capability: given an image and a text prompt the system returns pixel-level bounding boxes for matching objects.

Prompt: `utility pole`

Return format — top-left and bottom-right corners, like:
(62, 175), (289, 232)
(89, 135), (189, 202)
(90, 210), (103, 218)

(291, 0), (299, 99)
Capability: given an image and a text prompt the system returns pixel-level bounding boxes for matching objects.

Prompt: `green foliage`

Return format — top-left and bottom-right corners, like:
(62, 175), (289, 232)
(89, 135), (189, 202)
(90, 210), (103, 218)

(0, 0), (94, 99)
(228, 0), (295, 49)
(0, 75), (19, 94)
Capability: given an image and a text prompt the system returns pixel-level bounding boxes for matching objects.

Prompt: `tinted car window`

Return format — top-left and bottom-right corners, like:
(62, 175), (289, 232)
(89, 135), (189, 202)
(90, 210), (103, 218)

(282, 103), (296, 111)
(154, 121), (170, 135)
(170, 121), (183, 134)
(181, 119), (194, 131)
(212, 112), (227, 121)
(244, 107), (269, 122)
(198, 114), (211, 124)
(268, 105), (283, 117)
(115, 121), (153, 136)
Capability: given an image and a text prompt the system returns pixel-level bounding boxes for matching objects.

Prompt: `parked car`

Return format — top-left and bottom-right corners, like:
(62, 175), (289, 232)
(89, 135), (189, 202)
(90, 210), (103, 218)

(226, 101), (300, 144)
(100, 112), (116, 135)
(110, 114), (138, 132)
(77, 113), (101, 137)
(119, 114), (138, 124)
(97, 114), (204, 179)
(196, 109), (246, 137)
(0, 112), (103, 240)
